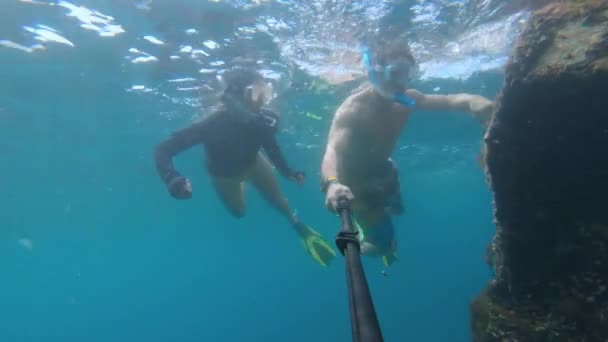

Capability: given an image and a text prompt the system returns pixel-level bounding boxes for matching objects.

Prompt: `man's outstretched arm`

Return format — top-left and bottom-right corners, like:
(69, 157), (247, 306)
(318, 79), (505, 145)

(406, 89), (494, 117)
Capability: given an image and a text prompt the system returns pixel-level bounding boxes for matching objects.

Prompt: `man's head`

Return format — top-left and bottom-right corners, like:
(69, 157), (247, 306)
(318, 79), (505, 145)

(363, 39), (416, 94)
(220, 67), (274, 113)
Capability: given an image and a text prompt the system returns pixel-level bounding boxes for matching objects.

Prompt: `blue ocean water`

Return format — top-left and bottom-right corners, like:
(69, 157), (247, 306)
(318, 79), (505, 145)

(0, 1), (507, 341)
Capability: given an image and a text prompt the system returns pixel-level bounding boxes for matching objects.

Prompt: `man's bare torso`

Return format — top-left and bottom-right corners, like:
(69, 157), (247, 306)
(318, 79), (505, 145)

(331, 86), (410, 190)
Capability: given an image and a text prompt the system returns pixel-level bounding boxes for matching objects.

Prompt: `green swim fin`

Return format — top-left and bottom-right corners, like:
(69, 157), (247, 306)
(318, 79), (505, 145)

(382, 252), (398, 267)
(297, 224), (336, 267)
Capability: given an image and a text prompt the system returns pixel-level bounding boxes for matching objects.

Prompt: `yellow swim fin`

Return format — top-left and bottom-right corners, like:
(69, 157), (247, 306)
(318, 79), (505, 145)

(382, 252), (398, 267)
(297, 225), (336, 267)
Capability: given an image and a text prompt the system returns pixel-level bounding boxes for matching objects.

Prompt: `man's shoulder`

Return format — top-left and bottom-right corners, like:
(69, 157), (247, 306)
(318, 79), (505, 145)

(337, 86), (372, 114)
(348, 85), (374, 102)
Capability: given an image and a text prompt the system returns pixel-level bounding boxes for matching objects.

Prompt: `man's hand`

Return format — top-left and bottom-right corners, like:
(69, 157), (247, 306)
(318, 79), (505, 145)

(288, 171), (305, 185)
(325, 182), (355, 212)
(167, 176), (192, 199)
(469, 96), (494, 119)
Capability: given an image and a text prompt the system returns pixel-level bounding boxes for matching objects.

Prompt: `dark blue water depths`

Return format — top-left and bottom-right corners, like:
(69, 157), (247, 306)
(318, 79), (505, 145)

(0, 39), (501, 340)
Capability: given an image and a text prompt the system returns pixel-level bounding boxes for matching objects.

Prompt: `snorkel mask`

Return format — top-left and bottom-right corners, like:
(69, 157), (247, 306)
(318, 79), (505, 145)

(220, 77), (277, 127)
(245, 80), (274, 107)
(362, 47), (416, 108)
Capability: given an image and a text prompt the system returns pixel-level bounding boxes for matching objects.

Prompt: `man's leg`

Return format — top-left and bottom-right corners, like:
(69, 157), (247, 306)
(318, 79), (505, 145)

(353, 159), (404, 223)
(352, 204), (386, 231)
(385, 158), (405, 215)
(351, 160), (402, 257)
(211, 176), (246, 218)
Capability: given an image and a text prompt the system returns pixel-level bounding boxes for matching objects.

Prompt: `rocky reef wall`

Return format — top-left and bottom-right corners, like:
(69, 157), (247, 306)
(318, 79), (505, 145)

(472, 1), (608, 341)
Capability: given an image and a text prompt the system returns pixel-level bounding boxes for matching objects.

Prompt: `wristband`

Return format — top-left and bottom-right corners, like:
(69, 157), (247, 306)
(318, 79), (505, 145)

(320, 176), (339, 194)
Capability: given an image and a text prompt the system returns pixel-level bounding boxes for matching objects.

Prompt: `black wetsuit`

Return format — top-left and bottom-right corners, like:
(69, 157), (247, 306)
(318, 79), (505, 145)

(154, 109), (296, 186)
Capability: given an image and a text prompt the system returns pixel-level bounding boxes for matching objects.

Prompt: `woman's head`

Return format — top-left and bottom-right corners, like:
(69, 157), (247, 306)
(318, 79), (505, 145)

(220, 67), (274, 112)
(222, 67), (263, 96)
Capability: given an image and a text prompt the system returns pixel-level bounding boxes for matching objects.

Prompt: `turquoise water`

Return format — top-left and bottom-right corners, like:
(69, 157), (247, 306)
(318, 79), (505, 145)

(1, 2), (503, 341)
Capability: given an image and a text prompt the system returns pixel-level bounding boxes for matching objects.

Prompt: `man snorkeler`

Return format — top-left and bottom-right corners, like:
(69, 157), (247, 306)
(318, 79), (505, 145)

(321, 38), (494, 266)
(155, 66), (336, 267)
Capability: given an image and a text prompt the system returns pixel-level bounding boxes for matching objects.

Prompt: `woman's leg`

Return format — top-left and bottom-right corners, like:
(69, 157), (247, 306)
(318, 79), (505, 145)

(211, 176), (246, 218)
(246, 153), (337, 267)
(247, 153), (297, 225)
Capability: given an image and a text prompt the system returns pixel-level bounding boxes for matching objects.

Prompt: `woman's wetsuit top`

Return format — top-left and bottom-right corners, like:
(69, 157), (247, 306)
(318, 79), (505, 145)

(154, 109), (294, 184)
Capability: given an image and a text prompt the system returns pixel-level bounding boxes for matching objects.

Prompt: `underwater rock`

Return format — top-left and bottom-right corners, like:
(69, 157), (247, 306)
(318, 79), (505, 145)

(473, 1), (608, 341)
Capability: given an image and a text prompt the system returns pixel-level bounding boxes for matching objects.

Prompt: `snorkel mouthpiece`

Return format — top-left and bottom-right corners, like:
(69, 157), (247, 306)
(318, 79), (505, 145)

(394, 93), (416, 107)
